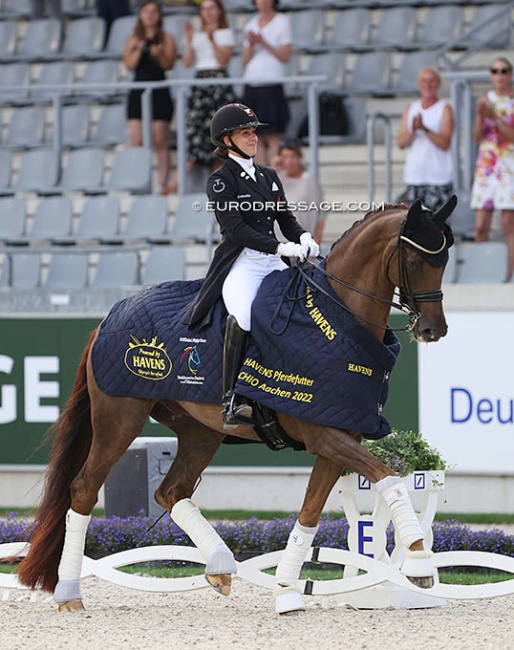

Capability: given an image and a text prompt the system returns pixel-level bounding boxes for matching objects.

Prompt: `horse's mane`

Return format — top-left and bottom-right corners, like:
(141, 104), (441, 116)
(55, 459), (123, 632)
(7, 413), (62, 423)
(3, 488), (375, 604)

(329, 202), (408, 254)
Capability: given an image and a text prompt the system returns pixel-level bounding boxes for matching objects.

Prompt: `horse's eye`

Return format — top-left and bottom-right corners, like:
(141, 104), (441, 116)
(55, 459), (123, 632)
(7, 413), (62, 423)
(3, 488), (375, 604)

(406, 258), (420, 270)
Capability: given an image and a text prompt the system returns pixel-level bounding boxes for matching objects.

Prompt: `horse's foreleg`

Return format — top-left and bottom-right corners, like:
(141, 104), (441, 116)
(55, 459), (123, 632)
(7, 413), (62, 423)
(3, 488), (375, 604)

(283, 418), (435, 589)
(152, 417), (236, 596)
(275, 456), (342, 615)
(374, 475), (435, 587)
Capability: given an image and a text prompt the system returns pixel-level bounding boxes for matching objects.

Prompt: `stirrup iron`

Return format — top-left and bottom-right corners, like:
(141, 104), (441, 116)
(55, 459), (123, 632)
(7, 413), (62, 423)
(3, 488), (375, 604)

(222, 394), (254, 428)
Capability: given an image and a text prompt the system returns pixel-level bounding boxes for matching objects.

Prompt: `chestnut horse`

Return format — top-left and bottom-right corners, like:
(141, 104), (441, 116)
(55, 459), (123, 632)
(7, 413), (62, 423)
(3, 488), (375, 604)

(17, 197), (456, 615)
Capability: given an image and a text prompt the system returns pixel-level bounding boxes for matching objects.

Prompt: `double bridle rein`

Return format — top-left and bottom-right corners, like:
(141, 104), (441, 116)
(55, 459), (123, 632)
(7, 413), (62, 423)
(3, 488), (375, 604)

(298, 218), (447, 333)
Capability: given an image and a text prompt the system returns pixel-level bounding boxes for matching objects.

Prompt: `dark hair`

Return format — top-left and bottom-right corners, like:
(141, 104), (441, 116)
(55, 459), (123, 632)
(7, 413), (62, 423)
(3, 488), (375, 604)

(134, 0), (165, 43)
(278, 137), (302, 157)
(200, 0), (229, 30)
(252, 0), (280, 9)
(214, 145), (229, 159)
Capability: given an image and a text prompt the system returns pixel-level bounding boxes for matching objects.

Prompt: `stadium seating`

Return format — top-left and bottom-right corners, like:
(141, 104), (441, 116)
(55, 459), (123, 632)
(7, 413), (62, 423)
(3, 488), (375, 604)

(0, 1), (512, 295)
(12, 18), (62, 62)
(92, 250), (139, 288)
(0, 197), (26, 242)
(2, 106), (46, 149)
(457, 242), (509, 283)
(69, 196), (121, 243)
(44, 251), (89, 289)
(9, 252), (41, 289)
(22, 196), (74, 244)
(13, 149), (59, 193)
(142, 245), (186, 285)
(109, 195), (169, 243)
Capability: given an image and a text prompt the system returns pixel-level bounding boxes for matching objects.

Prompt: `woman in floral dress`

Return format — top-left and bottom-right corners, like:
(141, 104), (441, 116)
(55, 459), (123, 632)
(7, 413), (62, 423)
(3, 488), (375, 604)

(471, 57), (514, 280)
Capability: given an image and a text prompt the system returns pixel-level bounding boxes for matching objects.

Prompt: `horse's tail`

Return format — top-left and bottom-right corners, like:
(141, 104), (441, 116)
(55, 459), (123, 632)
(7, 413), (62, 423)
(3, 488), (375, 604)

(17, 329), (98, 593)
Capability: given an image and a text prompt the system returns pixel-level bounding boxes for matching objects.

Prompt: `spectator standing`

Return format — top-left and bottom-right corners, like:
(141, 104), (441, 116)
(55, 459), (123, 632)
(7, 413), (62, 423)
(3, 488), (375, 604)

(30, 0), (62, 19)
(163, 0), (236, 193)
(123, 0), (177, 193)
(96, 0), (130, 43)
(470, 57), (514, 281)
(242, 0), (291, 166)
(272, 139), (325, 242)
(397, 67), (454, 211)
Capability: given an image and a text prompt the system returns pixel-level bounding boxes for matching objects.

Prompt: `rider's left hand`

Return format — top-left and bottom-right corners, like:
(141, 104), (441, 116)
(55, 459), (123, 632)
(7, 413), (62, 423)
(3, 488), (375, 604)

(300, 232), (320, 260)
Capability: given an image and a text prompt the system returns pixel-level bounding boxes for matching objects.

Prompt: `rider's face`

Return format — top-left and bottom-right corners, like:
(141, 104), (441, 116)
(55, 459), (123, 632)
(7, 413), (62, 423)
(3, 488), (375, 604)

(226, 127), (258, 158)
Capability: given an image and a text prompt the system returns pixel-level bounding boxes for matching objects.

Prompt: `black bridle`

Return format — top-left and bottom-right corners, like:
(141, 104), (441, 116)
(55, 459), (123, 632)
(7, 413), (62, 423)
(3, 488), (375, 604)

(298, 218), (447, 333)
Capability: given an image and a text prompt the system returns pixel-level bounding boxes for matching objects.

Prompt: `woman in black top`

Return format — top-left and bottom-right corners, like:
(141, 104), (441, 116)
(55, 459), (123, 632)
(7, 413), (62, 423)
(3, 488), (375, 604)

(185, 103), (320, 428)
(123, 0), (177, 193)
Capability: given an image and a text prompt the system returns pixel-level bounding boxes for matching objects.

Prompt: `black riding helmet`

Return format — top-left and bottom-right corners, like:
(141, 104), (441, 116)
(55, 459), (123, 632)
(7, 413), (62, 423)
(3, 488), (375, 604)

(210, 103), (267, 159)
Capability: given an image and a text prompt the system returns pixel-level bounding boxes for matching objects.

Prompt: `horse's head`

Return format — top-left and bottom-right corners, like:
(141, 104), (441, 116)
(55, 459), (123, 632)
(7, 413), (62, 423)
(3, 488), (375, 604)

(394, 196), (456, 343)
(325, 195), (456, 342)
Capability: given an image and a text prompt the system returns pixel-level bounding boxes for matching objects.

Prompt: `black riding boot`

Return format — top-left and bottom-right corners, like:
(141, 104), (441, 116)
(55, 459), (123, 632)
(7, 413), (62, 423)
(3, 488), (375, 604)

(222, 315), (253, 429)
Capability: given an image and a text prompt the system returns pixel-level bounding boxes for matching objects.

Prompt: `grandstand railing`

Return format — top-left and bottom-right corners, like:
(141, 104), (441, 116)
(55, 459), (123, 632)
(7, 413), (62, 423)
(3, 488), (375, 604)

(444, 70), (489, 203)
(366, 112), (392, 204)
(0, 75), (325, 195)
(437, 1), (514, 71)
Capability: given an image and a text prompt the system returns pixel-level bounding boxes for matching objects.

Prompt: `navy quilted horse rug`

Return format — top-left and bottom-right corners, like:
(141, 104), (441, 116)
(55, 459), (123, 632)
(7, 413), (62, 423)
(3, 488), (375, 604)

(91, 263), (401, 440)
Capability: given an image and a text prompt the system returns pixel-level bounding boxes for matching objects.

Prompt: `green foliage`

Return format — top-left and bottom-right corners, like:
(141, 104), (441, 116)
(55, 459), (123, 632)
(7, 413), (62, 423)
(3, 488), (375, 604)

(361, 429), (447, 476)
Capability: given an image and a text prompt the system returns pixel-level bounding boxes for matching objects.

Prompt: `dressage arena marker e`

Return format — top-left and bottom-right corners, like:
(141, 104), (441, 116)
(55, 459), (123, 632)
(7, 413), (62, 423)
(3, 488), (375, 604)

(2, 472), (514, 608)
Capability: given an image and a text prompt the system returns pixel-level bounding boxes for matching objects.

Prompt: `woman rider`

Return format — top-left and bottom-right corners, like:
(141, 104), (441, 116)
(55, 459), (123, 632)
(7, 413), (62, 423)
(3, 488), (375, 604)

(184, 103), (320, 429)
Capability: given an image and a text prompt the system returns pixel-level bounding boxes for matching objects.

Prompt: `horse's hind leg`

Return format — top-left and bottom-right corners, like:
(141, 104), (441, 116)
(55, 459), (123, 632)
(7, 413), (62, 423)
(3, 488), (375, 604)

(56, 385), (154, 611)
(151, 412), (235, 596)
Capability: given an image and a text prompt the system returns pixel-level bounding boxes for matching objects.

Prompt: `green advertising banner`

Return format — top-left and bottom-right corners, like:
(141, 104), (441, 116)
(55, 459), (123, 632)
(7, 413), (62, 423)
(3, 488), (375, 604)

(0, 315), (417, 467)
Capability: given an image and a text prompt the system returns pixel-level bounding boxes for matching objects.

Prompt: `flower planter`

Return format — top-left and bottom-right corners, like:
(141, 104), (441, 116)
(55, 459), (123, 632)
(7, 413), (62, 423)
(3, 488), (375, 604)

(338, 470), (446, 609)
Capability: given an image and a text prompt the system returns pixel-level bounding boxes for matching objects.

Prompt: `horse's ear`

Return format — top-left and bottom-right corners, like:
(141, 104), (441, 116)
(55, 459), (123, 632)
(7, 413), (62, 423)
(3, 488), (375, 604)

(433, 194), (458, 225)
(405, 198), (424, 226)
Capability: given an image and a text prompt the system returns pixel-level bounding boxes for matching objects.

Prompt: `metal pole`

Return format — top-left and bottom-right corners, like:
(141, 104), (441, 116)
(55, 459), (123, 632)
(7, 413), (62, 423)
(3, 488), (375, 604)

(141, 88), (152, 151)
(367, 114), (375, 204)
(384, 115), (392, 203)
(306, 83), (319, 179)
(462, 80), (473, 198)
(367, 113), (391, 204)
(52, 93), (63, 184)
(449, 78), (461, 195)
(175, 86), (188, 196)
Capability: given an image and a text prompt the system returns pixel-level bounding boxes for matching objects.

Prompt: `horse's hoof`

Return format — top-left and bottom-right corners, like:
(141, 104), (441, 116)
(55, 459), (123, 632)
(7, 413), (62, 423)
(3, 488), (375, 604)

(58, 599), (85, 612)
(279, 609), (304, 617)
(274, 586), (306, 615)
(407, 575), (434, 589)
(205, 573), (231, 596)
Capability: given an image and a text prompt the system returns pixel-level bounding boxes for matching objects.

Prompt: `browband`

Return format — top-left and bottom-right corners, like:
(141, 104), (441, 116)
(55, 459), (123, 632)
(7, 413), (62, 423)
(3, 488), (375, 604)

(399, 234), (447, 256)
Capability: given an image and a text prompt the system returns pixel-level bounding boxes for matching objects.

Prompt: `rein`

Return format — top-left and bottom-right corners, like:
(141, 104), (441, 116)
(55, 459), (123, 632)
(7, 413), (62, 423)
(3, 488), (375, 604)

(298, 218), (445, 333)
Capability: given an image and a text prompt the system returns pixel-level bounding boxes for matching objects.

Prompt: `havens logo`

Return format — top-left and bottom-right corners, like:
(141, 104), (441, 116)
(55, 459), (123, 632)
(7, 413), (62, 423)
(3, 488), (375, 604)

(124, 336), (172, 381)
(180, 345), (201, 375)
(347, 363), (373, 377)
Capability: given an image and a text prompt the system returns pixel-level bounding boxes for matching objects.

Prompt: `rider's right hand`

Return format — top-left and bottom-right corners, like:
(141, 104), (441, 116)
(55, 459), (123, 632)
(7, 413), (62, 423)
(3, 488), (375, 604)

(276, 242), (306, 261)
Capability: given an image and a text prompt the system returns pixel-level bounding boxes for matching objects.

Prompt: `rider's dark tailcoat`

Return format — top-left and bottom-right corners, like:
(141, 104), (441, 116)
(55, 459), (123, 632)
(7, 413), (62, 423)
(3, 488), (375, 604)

(183, 156), (306, 328)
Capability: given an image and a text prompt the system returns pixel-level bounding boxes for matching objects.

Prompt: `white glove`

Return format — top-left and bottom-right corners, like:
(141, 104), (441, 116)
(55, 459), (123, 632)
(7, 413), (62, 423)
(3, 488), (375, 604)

(276, 241), (306, 261)
(300, 232), (320, 259)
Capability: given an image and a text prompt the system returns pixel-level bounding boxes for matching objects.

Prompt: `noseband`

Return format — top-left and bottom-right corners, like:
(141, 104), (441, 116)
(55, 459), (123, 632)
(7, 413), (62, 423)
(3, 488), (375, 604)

(299, 217), (447, 332)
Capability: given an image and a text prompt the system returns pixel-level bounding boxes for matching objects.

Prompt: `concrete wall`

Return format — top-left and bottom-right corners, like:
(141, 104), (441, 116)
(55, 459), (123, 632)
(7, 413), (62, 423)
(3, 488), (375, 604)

(2, 465), (514, 514)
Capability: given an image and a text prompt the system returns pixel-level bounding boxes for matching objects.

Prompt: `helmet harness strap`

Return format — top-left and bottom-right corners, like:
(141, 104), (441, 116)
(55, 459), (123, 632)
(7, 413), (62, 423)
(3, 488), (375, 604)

(227, 134), (252, 160)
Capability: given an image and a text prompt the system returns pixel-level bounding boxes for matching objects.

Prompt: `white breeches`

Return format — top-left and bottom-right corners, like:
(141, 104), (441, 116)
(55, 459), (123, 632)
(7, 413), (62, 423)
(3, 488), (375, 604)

(222, 248), (287, 331)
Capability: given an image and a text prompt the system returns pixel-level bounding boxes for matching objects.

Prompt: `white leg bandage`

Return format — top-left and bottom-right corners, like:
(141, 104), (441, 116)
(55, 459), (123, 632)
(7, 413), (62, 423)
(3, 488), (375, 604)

(54, 508), (91, 605)
(171, 498), (236, 575)
(58, 508), (91, 581)
(375, 476), (424, 549)
(275, 521), (319, 587)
